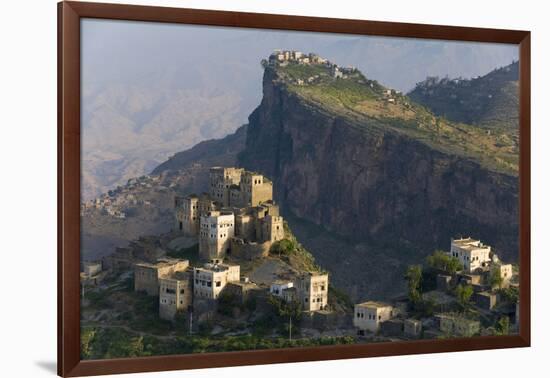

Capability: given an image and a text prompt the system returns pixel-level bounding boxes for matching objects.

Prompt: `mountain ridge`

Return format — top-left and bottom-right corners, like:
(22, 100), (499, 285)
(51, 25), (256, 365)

(408, 61), (519, 133)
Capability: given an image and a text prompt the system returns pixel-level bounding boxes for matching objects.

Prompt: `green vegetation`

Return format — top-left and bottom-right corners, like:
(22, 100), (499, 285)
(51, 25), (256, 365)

(408, 62), (519, 132)
(129, 293), (174, 335)
(495, 316), (510, 336)
(489, 267), (504, 289)
(426, 250), (461, 275)
(273, 62), (518, 176)
(405, 265), (423, 304)
(269, 223), (324, 273)
(270, 238), (298, 257)
(82, 318), (357, 359)
(498, 286), (519, 304)
(455, 284), (474, 311)
(80, 326), (157, 359)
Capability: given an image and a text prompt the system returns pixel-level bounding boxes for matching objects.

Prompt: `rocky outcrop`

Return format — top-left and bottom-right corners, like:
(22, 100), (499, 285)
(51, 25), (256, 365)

(239, 69), (519, 260)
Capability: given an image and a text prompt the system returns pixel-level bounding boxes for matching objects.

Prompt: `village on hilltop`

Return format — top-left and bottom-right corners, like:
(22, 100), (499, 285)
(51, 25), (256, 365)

(81, 162), (520, 342)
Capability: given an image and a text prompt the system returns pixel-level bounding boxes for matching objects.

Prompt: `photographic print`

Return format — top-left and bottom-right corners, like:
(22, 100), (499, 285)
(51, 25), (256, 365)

(78, 18), (521, 360)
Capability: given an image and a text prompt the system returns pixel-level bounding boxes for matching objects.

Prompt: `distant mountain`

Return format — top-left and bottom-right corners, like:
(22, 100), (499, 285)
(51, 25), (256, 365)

(152, 125), (247, 174)
(408, 61), (519, 133)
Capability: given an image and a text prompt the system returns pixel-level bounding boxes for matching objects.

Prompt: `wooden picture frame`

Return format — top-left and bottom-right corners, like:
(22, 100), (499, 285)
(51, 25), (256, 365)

(58, 1), (531, 376)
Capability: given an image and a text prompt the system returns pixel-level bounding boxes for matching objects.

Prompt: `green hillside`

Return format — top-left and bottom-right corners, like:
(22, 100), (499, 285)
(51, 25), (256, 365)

(272, 62), (518, 176)
(408, 61), (519, 133)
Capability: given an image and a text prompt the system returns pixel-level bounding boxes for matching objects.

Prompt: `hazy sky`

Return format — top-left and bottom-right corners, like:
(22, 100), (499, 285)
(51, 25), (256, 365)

(82, 18), (518, 94)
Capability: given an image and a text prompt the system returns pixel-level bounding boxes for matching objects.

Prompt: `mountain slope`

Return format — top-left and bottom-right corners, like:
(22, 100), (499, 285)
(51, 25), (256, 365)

(408, 61), (519, 133)
(237, 61), (518, 261)
(151, 125), (247, 174)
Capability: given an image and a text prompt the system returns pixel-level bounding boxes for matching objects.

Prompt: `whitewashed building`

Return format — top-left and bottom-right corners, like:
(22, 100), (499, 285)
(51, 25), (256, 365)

(353, 301), (394, 334)
(270, 281), (294, 297)
(449, 237), (492, 273)
(193, 262), (240, 300)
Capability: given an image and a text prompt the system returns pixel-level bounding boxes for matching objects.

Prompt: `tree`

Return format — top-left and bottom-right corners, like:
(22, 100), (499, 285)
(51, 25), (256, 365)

(495, 316), (510, 335)
(405, 265), (423, 304)
(426, 250), (462, 274)
(268, 296), (302, 340)
(455, 284), (474, 310)
(270, 239), (297, 257)
(499, 286), (519, 304)
(489, 268), (504, 289)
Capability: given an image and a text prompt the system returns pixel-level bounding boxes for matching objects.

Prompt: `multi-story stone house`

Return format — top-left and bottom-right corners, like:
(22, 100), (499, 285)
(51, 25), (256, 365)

(353, 301), (394, 334)
(209, 167), (243, 207)
(134, 258), (189, 296)
(175, 167), (284, 262)
(159, 270), (193, 321)
(198, 211), (235, 261)
(174, 193), (217, 236)
(174, 195), (199, 235)
(449, 237), (492, 273)
(193, 262), (240, 300)
(296, 272), (329, 312)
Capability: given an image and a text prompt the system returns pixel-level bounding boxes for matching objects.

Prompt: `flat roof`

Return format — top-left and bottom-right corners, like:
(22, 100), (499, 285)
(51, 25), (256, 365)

(356, 301), (392, 309)
(198, 263), (239, 273)
(452, 238), (490, 251)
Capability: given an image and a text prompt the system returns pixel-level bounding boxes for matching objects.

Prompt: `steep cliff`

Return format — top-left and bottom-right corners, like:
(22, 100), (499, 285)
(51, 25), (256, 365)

(238, 66), (519, 261)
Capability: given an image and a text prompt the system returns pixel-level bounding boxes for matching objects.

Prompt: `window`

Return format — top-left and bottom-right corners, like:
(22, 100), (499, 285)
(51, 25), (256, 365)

(180, 289), (185, 294)
(357, 313), (360, 318)
(207, 282), (212, 287)
(166, 288), (176, 294)
(216, 281), (221, 287)
(321, 285), (325, 291)
(304, 298), (308, 303)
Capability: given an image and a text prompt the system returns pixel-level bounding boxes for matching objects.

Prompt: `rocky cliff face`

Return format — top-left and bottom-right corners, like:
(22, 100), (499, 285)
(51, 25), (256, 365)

(239, 69), (519, 261)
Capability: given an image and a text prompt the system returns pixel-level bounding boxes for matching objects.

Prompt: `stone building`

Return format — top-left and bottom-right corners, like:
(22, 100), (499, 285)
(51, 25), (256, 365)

(193, 262), (240, 300)
(231, 171), (273, 208)
(174, 195), (199, 235)
(159, 270), (193, 321)
(270, 280), (294, 297)
(175, 193), (217, 236)
(353, 301), (394, 334)
(209, 167), (243, 207)
(134, 258), (189, 296)
(437, 313), (480, 337)
(474, 291), (498, 310)
(199, 211), (235, 261)
(493, 262), (513, 286)
(224, 280), (261, 303)
(449, 237), (492, 273)
(404, 319), (422, 338)
(296, 272), (329, 312)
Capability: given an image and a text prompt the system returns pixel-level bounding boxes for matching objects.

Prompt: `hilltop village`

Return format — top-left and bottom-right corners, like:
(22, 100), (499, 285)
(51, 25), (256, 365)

(82, 169), (519, 349)
(135, 167), (330, 322)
